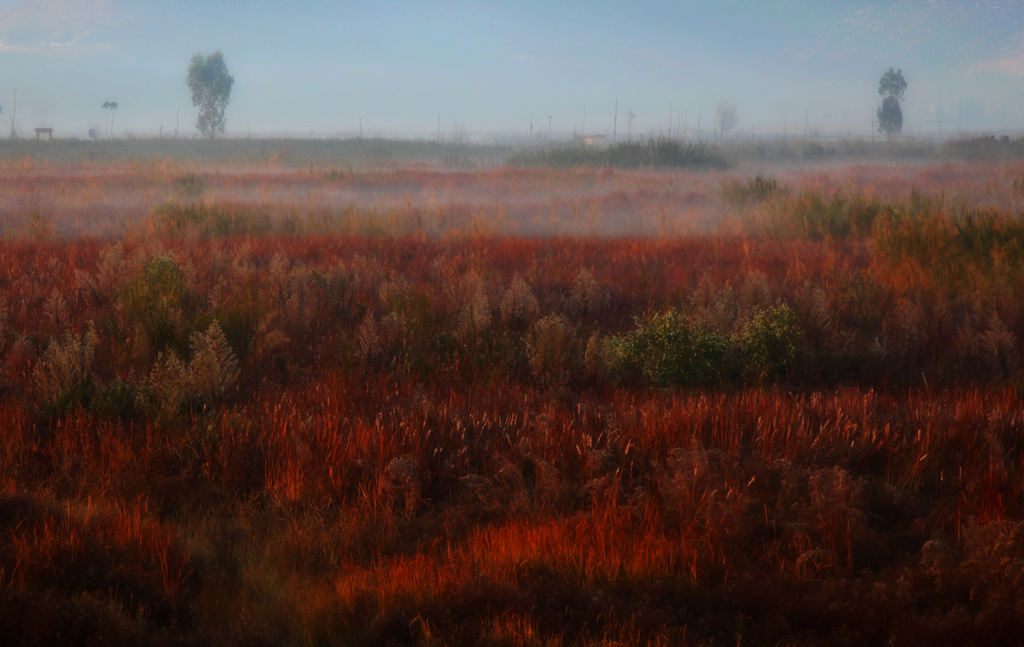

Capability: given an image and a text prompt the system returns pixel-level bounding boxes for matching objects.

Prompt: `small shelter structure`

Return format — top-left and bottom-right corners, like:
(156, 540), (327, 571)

(34, 128), (53, 141)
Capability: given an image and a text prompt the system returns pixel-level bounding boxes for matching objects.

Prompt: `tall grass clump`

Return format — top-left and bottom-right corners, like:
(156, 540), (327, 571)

(877, 207), (1024, 293)
(761, 189), (884, 239)
(145, 321), (239, 420)
(151, 200), (272, 238)
(721, 174), (789, 207)
(118, 253), (200, 359)
(33, 321), (98, 413)
(754, 186), (950, 241)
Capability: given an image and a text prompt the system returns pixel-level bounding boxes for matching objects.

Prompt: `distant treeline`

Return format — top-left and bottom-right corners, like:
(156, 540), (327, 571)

(507, 138), (731, 170)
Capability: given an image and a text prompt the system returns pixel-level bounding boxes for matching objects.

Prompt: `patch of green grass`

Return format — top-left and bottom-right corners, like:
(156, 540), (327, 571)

(721, 174), (789, 207)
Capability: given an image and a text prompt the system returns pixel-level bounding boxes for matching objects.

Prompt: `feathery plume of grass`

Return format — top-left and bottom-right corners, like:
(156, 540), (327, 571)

(33, 321), (98, 411)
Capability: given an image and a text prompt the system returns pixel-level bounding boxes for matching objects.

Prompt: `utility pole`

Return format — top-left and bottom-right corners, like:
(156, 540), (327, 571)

(529, 117), (533, 144)
(804, 108), (808, 138)
(8, 88), (17, 139)
(547, 116), (552, 143)
(613, 99), (618, 144)
(437, 114), (441, 142)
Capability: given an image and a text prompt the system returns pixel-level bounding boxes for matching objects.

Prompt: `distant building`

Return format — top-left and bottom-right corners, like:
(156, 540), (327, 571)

(583, 134), (608, 148)
(34, 128), (54, 141)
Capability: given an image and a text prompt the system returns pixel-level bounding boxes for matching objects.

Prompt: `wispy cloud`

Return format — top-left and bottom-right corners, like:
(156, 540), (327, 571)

(0, 0), (121, 54)
(969, 51), (1024, 78)
(965, 26), (1024, 78)
(777, 1), (1023, 70)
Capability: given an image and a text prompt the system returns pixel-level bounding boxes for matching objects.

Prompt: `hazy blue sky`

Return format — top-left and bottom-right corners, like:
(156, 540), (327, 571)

(0, 0), (1022, 140)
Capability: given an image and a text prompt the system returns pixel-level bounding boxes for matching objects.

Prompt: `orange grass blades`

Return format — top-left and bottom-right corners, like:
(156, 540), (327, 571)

(2, 157), (1024, 645)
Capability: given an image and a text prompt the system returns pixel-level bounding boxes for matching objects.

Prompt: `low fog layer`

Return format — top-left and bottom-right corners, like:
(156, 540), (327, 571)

(3, 157), (1019, 239)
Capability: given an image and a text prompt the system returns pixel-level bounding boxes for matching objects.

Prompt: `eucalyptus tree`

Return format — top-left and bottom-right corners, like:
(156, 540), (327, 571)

(877, 68), (907, 144)
(186, 51), (234, 138)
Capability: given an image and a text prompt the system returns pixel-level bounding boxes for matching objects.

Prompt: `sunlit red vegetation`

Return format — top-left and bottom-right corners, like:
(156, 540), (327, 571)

(4, 158), (1024, 645)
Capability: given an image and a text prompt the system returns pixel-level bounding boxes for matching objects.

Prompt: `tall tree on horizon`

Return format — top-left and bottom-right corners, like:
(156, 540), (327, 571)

(187, 51), (234, 139)
(715, 102), (738, 142)
(102, 101), (118, 138)
(877, 68), (907, 144)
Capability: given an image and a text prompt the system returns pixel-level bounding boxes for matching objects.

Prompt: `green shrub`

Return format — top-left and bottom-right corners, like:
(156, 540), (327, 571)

(119, 254), (202, 359)
(739, 304), (800, 382)
(611, 310), (728, 388)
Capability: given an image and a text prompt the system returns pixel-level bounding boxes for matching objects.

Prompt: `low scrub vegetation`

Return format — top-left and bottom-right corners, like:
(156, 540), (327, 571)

(507, 138), (731, 170)
(3, 157), (1024, 645)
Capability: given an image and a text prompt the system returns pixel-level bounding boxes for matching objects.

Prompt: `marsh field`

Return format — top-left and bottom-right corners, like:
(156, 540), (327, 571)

(3, 137), (1024, 646)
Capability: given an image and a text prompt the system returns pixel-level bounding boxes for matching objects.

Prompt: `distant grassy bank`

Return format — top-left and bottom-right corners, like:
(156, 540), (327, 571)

(0, 133), (1022, 168)
(507, 138), (732, 170)
(0, 136), (511, 167)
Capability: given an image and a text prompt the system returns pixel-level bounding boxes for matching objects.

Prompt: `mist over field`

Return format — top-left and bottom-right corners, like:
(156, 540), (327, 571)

(0, 1), (1022, 140)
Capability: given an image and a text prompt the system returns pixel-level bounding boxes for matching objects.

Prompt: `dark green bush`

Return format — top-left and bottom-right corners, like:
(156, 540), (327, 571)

(119, 254), (199, 358)
(611, 304), (803, 388)
(739, 304), (800, 382)
(90, 379), (141, 420)
(611, 310), (729, 388)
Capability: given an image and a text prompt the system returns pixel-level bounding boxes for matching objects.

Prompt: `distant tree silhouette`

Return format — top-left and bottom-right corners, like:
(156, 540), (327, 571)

(102, 101), (118, 138)
(877, 68), (907, 144)
(716, 102), (738, 142)
(187, 51), (234, 139)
